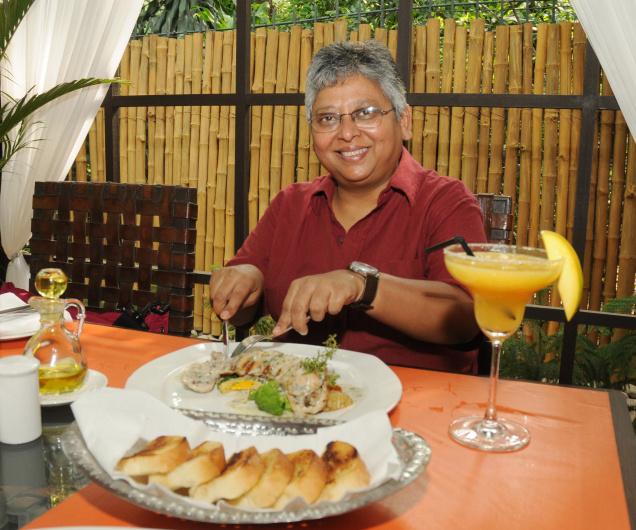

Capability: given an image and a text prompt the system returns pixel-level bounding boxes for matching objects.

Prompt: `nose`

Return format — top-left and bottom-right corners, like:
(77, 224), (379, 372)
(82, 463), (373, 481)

(337, 114), (360, 140)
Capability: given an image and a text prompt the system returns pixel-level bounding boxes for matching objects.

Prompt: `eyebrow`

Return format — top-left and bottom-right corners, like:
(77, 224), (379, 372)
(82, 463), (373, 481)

(313, 101), (379, 114)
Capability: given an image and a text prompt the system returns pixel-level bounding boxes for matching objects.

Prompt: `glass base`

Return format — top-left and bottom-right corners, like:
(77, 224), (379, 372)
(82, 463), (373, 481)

(449, 416), (530, 452)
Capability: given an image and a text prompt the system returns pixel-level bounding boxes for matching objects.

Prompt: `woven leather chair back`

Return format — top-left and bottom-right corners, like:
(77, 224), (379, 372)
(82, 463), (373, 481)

(29, 181), (197, 335)
(475, 193), (513, 244)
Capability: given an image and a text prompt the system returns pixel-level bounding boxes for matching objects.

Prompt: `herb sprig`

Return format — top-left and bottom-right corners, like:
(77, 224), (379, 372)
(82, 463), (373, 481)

(301, 334), (338, 374)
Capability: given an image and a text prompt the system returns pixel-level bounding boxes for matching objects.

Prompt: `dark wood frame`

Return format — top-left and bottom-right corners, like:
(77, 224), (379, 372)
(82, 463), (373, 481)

(98, 1), (634, 384)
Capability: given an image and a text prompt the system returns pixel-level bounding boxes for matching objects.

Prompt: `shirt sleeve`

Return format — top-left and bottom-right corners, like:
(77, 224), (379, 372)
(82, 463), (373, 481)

(225, 190), (284, 275)
(423, 179), (488, 291)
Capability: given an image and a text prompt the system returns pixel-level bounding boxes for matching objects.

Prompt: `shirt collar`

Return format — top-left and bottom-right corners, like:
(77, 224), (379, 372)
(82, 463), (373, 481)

(311, 146), (421, 205)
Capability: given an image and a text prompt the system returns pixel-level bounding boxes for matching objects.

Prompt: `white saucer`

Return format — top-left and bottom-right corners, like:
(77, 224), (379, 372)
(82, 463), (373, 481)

(40, 369), (108, 407)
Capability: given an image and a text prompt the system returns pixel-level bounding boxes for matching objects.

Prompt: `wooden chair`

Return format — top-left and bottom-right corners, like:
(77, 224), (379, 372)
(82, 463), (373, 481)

(475, 193), (513, 244)
(29, 181), (197, 335)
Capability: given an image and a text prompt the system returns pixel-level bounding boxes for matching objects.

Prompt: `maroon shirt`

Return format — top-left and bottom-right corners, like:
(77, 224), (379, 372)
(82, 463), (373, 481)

(229, 149), (487, 373)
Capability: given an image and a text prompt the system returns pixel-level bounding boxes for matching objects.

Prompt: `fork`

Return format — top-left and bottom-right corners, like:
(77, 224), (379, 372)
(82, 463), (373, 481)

(229, 317), (313, 358)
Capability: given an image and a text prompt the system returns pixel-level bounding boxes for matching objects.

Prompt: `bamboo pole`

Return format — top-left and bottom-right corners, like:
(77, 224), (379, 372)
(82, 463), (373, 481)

(213, 30), (234, 270)
(358, 23), (372, 42)
(87, 120), (97, 181)
(95, 109), (105, 182)
(539, 24), (559, 233)
(127, 40), (141, 184)
(164, 38), (176, 185)
(436, 19), (454, 174)
(502, 25), (522, 200)
(119, 45), (130, 184)
(350, 29), (358, 42)
(281, 26), (302, 189)
(296, 29), (313, 184)
(204, 30), (224, 335)
(188, 32), (203, 194)
(374, 27), (387, 46)
(323, 21), (334, 46)
(528, 24), (547, 247)
(589, 74), (614, 316)
(270, 30), (289, 203)
(225, 31), (237, 264)
(604, 108), (627, 304)
(613, 135), (636, 341)
(567, 23), (586, 242)
(334, 18), (347, 42)
(248, 27), (266, 230)
(309, 24), (325, 179)
(616, 137), (636, 299)
(555, 22), (573, 237)
(257, 29), (279, 219)
(582, 123), (599, 309)
(448, 25), (466, 179)
(476, 30), (493, 193)
(135, 37), (149, 184)
(388, 29), (398, 61)
(423, 18), (440, 170)
(180, 34), (194, 187)
(147, 35), (157, 184)
(172, 38), (185, 186)
(516, 23), (534, 245)
(411, 24), (426, 164)
(74, 142), (88, 182)
(154, 36), (167, 185)
(488, 25), (509, 193)
(193, 31), (211, 333)
(460, 19), (484, 191)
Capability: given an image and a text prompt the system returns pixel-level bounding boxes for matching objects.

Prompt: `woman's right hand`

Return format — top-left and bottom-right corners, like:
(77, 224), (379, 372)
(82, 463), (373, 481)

(209, 264), (264, 321)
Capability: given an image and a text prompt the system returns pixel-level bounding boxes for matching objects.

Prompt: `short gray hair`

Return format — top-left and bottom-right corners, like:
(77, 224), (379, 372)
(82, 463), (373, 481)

(304, 40), (408, 122)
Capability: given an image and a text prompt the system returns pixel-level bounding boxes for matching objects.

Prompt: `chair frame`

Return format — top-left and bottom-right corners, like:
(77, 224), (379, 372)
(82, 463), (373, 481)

(29, 181), (197, 335)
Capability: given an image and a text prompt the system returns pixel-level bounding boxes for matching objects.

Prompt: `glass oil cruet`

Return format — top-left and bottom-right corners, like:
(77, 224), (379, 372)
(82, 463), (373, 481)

(23, 268), (87, 394)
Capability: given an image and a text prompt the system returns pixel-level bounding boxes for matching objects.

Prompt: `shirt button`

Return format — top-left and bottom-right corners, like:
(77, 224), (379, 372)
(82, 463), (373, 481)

(337, 236), (344, 245)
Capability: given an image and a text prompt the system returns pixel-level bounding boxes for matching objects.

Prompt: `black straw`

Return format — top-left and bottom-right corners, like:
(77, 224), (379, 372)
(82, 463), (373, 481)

(425, 236), (475, 256)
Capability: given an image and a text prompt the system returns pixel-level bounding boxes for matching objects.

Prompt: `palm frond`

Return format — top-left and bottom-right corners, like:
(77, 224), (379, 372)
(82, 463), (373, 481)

(0, 77), (115, 139)
(0, 0), (35, 59)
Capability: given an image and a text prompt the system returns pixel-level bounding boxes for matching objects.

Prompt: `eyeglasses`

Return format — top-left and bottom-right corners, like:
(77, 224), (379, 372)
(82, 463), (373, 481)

(310, 106), (396, 133)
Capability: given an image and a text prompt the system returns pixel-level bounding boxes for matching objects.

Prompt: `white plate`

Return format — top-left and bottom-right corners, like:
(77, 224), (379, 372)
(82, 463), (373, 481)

(125, 342), (402, 422)
(0, 328), (39, 341)
(40, 369), (108, 407)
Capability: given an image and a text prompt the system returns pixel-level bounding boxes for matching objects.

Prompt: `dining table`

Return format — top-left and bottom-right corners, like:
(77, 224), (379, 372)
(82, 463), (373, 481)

(0, 322), (634, 530)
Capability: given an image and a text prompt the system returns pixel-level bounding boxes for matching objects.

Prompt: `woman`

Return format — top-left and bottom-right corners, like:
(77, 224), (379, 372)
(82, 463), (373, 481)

(210, 40), (486, 373)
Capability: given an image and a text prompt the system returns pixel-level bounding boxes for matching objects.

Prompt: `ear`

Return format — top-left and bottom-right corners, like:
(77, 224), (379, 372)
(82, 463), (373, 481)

(399, 105), (413, 141)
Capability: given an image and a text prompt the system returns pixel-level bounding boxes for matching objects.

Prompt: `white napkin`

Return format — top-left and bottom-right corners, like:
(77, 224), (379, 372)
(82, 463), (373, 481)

(72, 387), (402, 510)
(0, 292), (39, 340)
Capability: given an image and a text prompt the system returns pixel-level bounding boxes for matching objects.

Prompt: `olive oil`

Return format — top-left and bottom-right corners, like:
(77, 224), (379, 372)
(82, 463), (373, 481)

(34, 268), (68, 299)
(39, 360), (87, 394)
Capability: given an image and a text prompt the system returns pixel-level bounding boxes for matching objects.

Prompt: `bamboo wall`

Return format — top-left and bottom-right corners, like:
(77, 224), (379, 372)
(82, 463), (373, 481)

(68, 20), (636, 336)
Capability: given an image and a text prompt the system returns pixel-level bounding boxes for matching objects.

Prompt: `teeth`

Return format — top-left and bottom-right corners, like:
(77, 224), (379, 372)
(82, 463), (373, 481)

(340, 148), (367, 158)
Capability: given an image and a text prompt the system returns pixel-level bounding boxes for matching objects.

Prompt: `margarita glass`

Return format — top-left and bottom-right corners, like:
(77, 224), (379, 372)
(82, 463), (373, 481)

(444, 244), (563, 452)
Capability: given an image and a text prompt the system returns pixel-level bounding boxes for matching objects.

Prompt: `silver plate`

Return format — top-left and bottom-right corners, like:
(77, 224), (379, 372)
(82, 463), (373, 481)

(62, 412), (432, 524)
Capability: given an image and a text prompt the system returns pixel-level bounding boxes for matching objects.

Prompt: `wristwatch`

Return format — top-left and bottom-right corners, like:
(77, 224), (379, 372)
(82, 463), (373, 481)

(347, 261), (380, 310)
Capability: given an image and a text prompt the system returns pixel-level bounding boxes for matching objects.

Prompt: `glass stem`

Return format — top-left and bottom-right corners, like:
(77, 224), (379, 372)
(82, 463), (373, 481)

(484, 340), (502, 421)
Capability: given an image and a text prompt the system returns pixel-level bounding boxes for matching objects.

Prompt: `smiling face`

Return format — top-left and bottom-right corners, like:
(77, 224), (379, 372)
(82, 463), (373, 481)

(310, 74), (412, 194)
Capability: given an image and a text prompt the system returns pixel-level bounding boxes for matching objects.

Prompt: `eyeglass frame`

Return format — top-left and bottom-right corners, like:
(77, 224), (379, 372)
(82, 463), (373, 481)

(309, 105), (396, 133)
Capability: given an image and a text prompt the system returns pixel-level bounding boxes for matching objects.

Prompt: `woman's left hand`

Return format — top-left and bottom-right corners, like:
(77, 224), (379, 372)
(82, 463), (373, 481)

(272, 269), (364, 336)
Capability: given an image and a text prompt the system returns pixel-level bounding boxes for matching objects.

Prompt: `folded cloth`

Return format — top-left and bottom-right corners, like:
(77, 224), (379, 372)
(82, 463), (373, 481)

(0, 292), (39, 340)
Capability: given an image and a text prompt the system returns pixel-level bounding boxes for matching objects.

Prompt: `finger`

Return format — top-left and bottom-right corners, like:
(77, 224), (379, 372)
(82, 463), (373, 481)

(219, 282), (253, 320)
(308, 287), (329, 322)
(273, 281), (300, 336)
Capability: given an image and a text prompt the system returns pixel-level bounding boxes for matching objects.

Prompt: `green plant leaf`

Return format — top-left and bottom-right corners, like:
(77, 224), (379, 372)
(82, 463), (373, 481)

(0, 0), (35, 59)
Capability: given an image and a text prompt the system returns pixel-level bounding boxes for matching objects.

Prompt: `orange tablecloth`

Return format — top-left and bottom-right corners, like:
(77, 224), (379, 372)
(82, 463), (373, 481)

(1, 324), (630, 530)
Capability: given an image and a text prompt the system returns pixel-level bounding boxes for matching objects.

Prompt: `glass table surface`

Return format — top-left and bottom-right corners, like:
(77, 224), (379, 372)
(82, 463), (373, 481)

(0, 406), (88, 530)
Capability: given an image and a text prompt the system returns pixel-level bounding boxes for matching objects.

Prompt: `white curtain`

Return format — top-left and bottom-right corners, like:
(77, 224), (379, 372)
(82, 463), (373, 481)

(570, 0), (636, 135)
(0, 0), (143, 288)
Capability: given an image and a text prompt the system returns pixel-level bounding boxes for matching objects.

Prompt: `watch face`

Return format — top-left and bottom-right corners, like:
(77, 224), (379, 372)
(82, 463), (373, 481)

(350, 261), (378, 276)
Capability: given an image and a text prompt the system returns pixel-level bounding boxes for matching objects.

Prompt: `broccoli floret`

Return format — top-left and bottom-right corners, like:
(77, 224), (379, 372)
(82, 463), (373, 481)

(248, 380), (291, 416)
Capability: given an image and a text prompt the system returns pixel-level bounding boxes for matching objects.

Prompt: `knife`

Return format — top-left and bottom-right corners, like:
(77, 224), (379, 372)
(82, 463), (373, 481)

(0, 305), (35, 317)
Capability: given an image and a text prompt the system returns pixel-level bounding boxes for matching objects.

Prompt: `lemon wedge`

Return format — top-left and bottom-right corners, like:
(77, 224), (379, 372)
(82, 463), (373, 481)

(540, 230), (584, 321)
